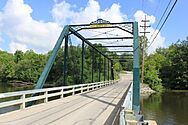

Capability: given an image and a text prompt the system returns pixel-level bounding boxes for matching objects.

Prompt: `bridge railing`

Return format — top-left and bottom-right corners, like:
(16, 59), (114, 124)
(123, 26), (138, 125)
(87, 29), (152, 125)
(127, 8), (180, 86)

(119, 82), (133, 125)
(0, 80), (118, 114)
(119, 82), (145, 125)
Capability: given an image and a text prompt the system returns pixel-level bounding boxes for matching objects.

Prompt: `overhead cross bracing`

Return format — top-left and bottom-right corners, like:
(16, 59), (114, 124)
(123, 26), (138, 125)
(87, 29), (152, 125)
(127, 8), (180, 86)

(69, 19), (134, 61)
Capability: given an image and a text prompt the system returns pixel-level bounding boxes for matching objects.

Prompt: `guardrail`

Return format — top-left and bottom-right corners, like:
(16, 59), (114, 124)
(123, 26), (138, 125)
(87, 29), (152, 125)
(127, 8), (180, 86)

(119, 82), (145, 125)
(122, 82), (133, 110)
(119, 82), (133, 125)
(0, 80), (118, 114)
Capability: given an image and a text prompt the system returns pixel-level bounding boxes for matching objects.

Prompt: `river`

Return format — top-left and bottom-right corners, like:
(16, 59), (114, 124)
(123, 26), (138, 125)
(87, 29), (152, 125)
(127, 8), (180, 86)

(0, 84), (34, 114)
(0, 83), (33, 93)
(141, 92), (188, 125)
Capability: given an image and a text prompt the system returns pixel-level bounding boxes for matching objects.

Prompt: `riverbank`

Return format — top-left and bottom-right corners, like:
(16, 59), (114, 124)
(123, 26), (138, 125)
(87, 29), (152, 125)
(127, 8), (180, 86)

(8, 81), (34, 87)
(0, 81), (59, 93)
(140, 83), (156, 96)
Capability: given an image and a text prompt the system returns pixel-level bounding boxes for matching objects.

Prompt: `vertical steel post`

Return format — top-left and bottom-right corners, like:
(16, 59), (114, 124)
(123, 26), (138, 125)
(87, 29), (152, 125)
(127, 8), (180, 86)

(98, 62), (100, 82)
(81, 40), (85, 84)
(63, 36), (69, 86)
(133, 22), (140, 114)
(111, 60), (114, 80)
(104, 57), (106, 82)
(92, 48), (94, 83)
(108, 59), (110, 81)
(99, 54), (101, 82)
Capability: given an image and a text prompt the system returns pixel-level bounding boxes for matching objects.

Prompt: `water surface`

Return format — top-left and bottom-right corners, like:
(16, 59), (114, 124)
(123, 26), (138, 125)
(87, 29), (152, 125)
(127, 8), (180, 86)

(0, 83), (33, 114)
(141, 92), (188, 125)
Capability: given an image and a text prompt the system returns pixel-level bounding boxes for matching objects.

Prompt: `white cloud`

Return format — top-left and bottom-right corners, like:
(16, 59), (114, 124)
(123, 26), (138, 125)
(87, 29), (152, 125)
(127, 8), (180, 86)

(134, 10), (156, 25)
(0, 0), (165, 54)
(52, 1), (164, 54)
(134, 10), (165, 54)
(9, 41), (28, 52)
(52, 0), (129, 51)
(52, 1), (76, 25)
(52, 0), (127, 25)
(0, 0), (62, 53)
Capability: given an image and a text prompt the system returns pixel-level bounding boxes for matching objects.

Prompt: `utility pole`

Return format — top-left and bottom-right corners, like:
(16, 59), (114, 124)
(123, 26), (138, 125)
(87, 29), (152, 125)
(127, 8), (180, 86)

(140, 15), (150, 84)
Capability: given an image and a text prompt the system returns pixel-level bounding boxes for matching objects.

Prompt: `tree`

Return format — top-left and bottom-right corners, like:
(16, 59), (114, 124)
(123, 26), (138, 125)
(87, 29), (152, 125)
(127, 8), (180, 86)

(0, 51), (15, 82)
(14, 50), (23, 63)
(144, 59), (163, 91)
(0, 44), (123, 87)
(119, 52), (133, 71)
(15, 50), (47, 83)
(144, 49), (166, 91)
(144, 36), (188, 90)
(160, 39), (188, 89)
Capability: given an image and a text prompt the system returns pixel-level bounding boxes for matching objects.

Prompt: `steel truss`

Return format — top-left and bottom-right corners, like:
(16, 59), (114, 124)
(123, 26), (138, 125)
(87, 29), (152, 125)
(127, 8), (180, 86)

(35, 19), (140, 114)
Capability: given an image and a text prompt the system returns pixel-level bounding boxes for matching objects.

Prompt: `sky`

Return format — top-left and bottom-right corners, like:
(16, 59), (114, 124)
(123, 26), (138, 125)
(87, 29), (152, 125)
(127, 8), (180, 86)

(0, 0), (187, 54)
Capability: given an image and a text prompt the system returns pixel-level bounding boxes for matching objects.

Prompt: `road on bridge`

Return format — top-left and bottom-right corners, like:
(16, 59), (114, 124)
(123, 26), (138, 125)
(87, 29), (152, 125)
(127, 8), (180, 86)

(0, 73), (132, 125)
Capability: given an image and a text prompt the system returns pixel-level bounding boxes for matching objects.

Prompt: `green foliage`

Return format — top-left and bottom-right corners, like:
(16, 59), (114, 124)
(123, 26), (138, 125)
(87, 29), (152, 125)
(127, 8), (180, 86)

(119, 53), (133, 71)
(144, 57), (163, 92)
(114, 62), (122, 79)
(114, 62), (122, 72)
(14, 50), (47, 83)
(159, 40), (188, 89)
(14, 50), (23, 63)
(0, 50), (47, 83)
(45, 44), (120, 86)
(144, 37), (188, 90)
(1, 36), (187, 91)
(0, 51), (15, 82)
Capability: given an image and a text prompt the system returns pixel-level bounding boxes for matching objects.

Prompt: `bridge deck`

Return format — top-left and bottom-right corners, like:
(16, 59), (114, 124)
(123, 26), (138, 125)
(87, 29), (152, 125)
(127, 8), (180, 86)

(0, 73), (132, 125)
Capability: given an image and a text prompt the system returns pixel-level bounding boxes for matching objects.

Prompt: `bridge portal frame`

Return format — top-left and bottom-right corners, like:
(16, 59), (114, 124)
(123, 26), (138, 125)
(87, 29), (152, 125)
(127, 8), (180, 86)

(34, 20), (140, 114)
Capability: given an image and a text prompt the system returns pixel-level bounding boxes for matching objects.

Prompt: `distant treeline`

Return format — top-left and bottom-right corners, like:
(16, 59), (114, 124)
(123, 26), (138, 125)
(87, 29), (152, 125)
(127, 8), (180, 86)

(143, 37), (188, 91)
(0, 37), (187, 90)
(0, 44), (123, 87)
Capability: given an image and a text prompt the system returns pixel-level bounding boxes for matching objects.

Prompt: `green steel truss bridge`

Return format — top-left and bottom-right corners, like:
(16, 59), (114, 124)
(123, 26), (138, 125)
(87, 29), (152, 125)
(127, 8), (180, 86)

(0, 19), (150, 125)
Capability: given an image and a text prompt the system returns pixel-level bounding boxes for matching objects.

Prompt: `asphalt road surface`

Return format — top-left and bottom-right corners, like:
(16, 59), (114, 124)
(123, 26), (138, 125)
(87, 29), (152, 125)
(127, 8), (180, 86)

(0, 73), (132, 125)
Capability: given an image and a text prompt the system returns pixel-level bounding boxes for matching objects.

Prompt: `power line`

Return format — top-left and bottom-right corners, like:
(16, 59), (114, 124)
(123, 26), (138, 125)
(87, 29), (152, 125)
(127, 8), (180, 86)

(147, 0), (178, 49)
(148, 0), (172, 43)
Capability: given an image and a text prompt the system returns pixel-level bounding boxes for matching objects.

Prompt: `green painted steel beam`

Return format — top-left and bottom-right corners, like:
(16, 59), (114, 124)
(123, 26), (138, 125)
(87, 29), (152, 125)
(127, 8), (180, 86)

(81, 40), (85, 84)
(107, 54), (133, 56)
(73, 26), (133, 35)
(103, 50), (133, 53)
(97, 45), (133, 48)
(35, 25), (70, 89)
(111, 60), (114, 80)
(63, 36), (69, 86)
(110, 58), (133, 60)
(98, 62), (101, 82)
(99, 54), (101, 82)
(92, 48), (94, 83)
(104, 58), (106, 82)
(69, 22), (133, 27)
(85, 37), (133, 40)
(132, 22), (140, 114)
(108, 60), (110, 81)
(118, 59), (127, 62)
